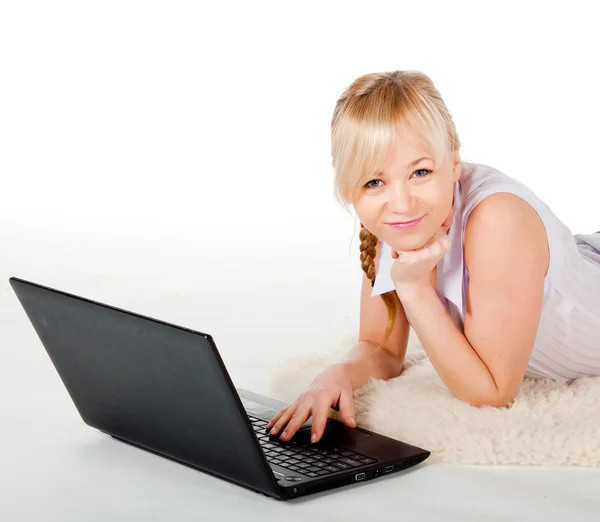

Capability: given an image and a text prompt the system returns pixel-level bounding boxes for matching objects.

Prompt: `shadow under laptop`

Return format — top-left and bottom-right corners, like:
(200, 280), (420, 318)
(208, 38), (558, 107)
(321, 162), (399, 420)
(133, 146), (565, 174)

(80, 431), (434, 503)
(77, 433), (269, 500)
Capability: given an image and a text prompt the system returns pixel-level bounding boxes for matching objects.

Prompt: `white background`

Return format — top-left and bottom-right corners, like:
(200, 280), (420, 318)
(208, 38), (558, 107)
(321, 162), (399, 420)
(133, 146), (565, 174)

(1, 1), (599, 520)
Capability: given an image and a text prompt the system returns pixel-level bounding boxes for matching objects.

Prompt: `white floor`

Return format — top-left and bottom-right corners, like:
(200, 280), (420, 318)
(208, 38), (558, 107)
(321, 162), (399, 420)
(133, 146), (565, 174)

(2, 222), (599, 521)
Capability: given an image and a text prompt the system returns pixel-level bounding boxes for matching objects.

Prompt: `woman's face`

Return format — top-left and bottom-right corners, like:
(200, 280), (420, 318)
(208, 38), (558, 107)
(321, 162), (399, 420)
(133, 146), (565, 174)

(353, 128), (461, 252)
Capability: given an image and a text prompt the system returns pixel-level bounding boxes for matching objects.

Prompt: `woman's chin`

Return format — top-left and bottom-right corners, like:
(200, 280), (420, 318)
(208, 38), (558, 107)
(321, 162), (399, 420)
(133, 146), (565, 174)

(385, 232), (429, 252)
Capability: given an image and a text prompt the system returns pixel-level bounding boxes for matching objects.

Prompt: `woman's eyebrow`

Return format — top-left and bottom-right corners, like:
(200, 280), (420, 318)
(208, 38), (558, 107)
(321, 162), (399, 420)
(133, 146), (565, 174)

(407, 156), (432, 168)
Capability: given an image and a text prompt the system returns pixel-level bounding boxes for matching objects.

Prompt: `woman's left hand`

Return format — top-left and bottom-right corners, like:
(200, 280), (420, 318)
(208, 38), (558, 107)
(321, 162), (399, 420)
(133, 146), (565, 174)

(390, 206), (454, 296)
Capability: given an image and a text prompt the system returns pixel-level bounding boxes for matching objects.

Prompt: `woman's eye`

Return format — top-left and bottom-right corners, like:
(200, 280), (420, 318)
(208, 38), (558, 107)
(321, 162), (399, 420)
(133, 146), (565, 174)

(413, 168), (432, 178)
(364, 179), (383, 189)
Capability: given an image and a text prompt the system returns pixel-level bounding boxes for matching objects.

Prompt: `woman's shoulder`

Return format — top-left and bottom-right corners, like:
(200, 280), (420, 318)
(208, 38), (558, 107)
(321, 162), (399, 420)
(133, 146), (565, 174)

(460, 161), (553, 238)
(459, 161), (568, 288)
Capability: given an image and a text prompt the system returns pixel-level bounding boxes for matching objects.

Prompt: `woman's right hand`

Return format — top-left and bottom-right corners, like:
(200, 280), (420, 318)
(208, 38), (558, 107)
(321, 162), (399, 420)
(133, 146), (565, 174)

(266, 363), (356, 444)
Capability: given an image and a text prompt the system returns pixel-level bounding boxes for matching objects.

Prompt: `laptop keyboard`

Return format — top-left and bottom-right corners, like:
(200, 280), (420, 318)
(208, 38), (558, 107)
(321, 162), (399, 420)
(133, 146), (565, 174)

(248, 415), (378, 478)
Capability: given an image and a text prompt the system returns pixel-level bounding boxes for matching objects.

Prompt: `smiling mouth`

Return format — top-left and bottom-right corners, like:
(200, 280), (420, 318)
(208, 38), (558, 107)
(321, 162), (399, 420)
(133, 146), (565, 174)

(385, 216), (424, 230)
(387, 218), (421, 225)
(386, 216), (424, 225)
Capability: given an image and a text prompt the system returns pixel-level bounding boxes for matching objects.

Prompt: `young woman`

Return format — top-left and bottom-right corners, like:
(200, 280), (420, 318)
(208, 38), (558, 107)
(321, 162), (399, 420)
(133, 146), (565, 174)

(267, 70), (600, 444)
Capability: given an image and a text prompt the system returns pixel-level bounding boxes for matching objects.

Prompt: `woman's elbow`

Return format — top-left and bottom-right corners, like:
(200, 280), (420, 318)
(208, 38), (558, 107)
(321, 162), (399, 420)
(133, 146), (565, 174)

(461, 390), (516, 409)
(469, 395), (514, 408)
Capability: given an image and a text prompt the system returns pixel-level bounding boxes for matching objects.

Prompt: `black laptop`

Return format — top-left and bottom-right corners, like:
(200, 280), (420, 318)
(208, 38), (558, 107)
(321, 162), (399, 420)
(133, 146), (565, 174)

(9, 276), (430, 500)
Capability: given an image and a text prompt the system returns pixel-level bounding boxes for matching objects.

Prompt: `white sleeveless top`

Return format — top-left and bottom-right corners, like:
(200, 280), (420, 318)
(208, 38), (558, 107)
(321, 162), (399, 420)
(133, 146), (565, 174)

(371, 161), (600, 382)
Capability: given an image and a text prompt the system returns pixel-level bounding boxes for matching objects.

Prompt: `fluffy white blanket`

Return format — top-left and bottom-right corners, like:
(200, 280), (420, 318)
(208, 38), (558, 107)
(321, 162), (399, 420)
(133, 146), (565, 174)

(268, 330), (600, 467)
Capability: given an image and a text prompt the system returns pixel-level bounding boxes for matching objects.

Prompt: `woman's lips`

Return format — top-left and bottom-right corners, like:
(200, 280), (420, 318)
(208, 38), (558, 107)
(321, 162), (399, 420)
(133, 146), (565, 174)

(386, 216), (423, 230)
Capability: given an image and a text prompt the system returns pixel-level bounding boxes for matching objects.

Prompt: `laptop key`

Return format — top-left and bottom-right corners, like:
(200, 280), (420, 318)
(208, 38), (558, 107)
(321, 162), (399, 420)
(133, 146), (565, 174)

(297, 463), (310, 469)
(360, 457), (378, 464)
(279, 452), (295, 458)
(323, 465), (341, 473)
(333, 462), (351, 470)
(306, 466), (320, 472)
(307, 472), (318, 477)
(339, 458), (362, 467)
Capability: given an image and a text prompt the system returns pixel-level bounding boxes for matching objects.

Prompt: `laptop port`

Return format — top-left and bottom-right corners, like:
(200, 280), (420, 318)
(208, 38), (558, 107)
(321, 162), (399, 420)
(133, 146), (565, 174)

(355, 472), (366, 481)
(384, 465), (394, 473)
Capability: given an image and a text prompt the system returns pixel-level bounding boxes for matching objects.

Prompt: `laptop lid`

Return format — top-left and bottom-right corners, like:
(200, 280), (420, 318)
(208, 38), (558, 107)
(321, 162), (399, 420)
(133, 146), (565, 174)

(9, 277), (281, 498)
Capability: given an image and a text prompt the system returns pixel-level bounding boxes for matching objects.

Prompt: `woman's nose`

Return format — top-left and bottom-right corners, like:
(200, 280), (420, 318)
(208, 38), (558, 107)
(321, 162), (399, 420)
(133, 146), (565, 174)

(387, 184), (413, 212)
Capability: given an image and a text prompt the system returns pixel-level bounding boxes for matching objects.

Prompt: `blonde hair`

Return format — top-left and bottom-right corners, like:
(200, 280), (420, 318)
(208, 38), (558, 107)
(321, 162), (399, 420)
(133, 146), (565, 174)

(330, 70), (462, 347)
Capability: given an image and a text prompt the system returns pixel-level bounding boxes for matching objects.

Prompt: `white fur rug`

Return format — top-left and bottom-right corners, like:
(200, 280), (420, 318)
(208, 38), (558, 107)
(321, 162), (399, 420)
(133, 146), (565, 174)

(268, 329), (600, 467)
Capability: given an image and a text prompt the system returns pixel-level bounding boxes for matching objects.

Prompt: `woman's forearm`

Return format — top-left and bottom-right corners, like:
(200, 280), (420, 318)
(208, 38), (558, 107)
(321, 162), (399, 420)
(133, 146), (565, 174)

(398, 285), (504, 406)
(337, 340), (405, 389)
